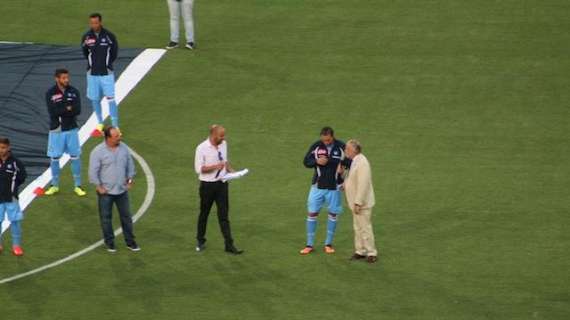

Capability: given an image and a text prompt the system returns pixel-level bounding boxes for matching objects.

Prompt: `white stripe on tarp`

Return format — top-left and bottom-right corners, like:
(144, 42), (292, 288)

(1, 48), (166, 234)
(0, 41), (35, 44)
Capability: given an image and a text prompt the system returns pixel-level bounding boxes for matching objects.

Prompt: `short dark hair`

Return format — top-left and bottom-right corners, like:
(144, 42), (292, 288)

(320, 126), (334, 137)
(89, 13), (102, 21)
(54, 68), (69, 77)
(103, 126), (115, 139)
(0, 137), (10, 146)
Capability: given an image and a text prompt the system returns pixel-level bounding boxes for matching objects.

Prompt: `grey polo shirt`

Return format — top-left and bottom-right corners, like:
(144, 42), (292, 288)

(89, 142), (136, 195)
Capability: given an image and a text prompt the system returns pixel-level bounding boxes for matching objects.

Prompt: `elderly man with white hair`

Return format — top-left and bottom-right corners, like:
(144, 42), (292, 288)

(343, 139), (378, 263)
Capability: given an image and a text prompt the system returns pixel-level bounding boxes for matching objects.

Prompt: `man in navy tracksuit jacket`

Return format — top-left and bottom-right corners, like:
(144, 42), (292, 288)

(0, 138), (27, 256)
(81, 12), (119, 133)
(43, 68), (87, 197)
(300, 127), (350, 255)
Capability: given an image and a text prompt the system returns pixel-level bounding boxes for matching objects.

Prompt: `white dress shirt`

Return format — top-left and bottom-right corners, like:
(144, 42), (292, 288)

(194, 138), (228, 182)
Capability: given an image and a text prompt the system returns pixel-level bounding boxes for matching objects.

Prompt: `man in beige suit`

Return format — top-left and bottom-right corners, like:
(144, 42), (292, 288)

(343, 139), (378, 263)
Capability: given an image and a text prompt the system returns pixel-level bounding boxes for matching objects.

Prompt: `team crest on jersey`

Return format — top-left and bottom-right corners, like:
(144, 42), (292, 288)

(316, 147), (329, 158)
(332, 151), (343, 159)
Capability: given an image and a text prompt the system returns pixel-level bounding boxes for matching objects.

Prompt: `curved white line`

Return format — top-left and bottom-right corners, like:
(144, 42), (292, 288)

(1, 48), (166, 233)
(0, 147), (155, 285)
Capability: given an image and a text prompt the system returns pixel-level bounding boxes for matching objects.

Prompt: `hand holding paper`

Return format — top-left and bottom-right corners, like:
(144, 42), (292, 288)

(221, 169), (249, 182)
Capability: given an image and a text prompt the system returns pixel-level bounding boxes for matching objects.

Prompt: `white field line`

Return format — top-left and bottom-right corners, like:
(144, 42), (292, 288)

(0, 48), (165, 284)
(1, 48), (165, 234)
(0, 41), (34, 44)
(0, 147), (155, 284)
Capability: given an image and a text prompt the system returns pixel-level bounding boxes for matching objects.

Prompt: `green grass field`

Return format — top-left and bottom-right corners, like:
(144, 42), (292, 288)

(1, 0), (569, 319)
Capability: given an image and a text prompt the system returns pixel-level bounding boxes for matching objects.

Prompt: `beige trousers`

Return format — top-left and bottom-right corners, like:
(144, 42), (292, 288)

(352, 207), (377, 256)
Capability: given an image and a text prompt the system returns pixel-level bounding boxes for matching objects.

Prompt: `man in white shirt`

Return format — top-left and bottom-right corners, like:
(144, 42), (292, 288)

(194, 125), (243, 254)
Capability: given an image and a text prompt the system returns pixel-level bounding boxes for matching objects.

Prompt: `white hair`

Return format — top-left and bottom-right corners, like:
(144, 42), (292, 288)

(346, 139), (362, 153)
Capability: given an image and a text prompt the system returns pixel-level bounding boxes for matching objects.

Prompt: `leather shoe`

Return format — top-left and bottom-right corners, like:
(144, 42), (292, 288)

(350, 253), (366, 261)
(225, 246), (244, 255)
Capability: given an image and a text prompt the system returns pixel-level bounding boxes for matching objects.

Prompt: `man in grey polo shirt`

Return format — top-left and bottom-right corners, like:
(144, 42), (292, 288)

(89, 127), (140, 253)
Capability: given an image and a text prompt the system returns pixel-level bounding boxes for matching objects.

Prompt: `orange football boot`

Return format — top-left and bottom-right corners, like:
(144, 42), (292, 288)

(299, 246), (314, 255)
(324, 245), (336, 254)
(12, 245), (24, 256)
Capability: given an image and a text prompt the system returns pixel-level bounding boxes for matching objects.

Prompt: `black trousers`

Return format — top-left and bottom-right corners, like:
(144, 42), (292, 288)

(197, 181), (233, 247)
(97, 192), (135, 247)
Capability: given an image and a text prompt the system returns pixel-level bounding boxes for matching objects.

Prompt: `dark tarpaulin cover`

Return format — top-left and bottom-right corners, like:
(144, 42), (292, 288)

(0, 43), (142, 183)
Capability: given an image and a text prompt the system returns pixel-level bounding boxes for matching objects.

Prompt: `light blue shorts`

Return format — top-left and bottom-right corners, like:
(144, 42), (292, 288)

(47, 129), (81, 158)
(86, 73), (115, 101)
(307, 185), (343, 215)
(0, 201), (23, 222)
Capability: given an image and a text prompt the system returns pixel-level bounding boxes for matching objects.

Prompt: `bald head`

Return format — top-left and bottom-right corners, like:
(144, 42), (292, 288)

(210, 124), (225, 134)
(209, 124), (226, 145)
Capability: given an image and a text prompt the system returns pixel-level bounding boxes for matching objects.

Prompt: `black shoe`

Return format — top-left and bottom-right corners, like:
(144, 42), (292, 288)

(196, 242), (206, 252)
(106, 243), (117, 253)
(185, 42), (195, 50)
(367, 256), (378, 263)
(166, 41), (178, 49)
(350, 253), (366, 261)
(127, 242), (141, 252)
(225, 245), (244, 255)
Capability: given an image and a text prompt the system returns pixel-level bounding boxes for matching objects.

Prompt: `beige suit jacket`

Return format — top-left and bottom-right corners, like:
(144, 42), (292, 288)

(344, 153), (375, 210)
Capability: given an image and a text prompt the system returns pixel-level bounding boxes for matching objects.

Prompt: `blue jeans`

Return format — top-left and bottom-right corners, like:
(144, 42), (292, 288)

(97, 192), (135, 247)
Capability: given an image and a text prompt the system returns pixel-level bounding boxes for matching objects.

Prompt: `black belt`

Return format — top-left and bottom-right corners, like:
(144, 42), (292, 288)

(200, 180), (224, 184)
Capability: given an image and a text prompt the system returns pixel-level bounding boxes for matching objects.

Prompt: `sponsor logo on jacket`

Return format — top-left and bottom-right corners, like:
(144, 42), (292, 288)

(84, 37), (97, 46)
(51, 93), (63, 102)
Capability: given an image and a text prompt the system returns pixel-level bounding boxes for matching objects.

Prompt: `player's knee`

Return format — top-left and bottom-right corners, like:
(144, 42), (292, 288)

(307, 215), (318, 222)
(89, 98), (102, 106)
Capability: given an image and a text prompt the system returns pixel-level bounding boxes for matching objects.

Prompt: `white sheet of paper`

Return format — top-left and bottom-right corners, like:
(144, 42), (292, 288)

(221, 169), (249, 182)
